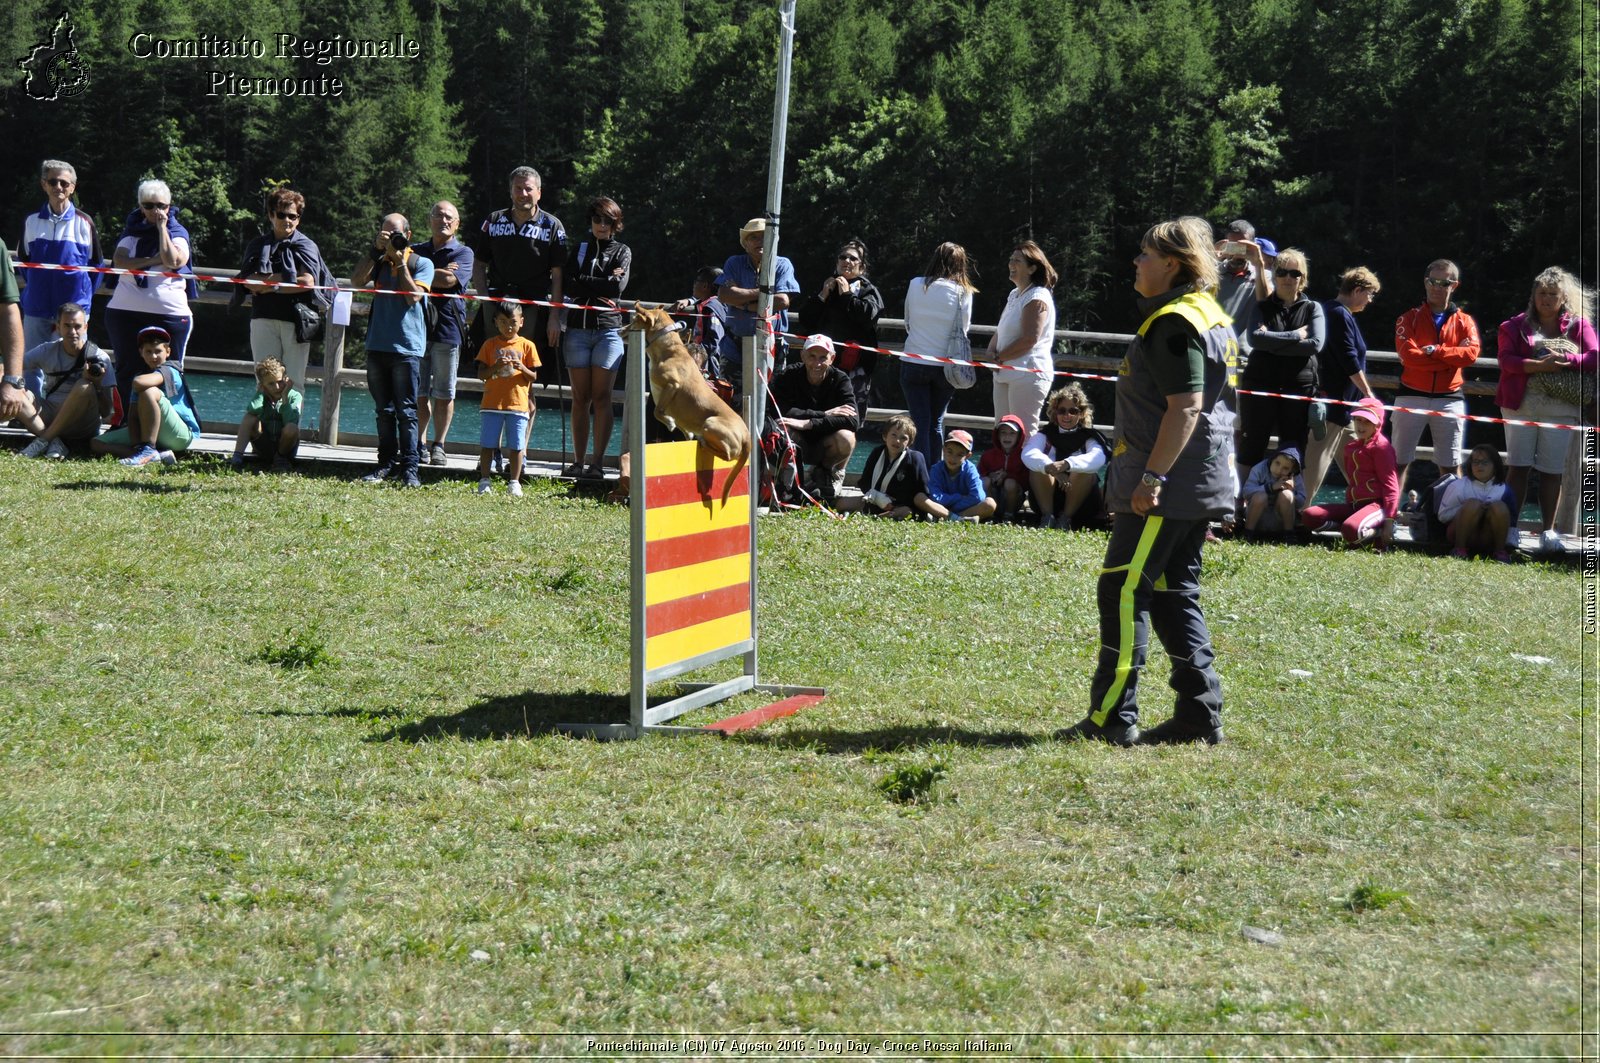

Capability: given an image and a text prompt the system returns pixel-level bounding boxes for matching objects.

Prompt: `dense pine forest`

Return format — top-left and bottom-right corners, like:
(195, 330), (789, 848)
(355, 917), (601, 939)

(2, 0), (1593, 341)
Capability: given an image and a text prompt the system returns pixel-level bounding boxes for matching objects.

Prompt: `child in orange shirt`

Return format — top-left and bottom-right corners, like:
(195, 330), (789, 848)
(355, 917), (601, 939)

(475, 303), (540, 496)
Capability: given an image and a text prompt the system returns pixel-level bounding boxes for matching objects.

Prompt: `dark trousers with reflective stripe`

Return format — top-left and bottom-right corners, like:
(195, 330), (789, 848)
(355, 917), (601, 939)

(1089, 513), (1223, 730)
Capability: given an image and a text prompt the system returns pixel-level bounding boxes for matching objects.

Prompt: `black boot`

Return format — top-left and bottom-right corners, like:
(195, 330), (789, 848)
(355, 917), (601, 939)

(1054, 715), (1141, 747)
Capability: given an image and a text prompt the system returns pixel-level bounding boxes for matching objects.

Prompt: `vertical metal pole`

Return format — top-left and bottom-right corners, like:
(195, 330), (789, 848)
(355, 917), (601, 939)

(628, 327), (648, 735)
(748, 0), (797, 688)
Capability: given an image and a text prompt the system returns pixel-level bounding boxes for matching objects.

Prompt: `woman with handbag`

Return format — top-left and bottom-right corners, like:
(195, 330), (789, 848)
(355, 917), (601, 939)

(981, 240), (1058, 429)
(1496, 266), (1599, 553)
(104, 180), (197, 413)
(899, 241), (975, 468)
(240, 188), (328, 392)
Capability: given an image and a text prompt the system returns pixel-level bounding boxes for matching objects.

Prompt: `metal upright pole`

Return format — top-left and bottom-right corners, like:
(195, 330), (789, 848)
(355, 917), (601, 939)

(749, 0), (797, 685)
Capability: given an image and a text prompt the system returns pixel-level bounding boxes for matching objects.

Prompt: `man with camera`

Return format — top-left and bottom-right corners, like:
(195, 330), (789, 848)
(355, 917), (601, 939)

(15, 302), (114, 457)
(1214, 219), (1271, 345)
(351, 213), (435, 488)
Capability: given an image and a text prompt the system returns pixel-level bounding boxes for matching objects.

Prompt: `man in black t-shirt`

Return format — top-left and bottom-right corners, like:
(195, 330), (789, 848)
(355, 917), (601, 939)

(470, 165), (567, 386)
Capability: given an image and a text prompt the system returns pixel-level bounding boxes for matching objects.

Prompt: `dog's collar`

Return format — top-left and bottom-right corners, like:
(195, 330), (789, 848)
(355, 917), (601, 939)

(647, 324), (680, 347)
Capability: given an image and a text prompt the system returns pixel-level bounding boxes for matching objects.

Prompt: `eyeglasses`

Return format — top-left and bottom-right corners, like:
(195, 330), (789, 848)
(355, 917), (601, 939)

(1425, 277), (1456, 288)
(44, 178), (73, 188)
(1055, 406), (1083, 416)
(591, 214), (618, 225)
(1275, 268), (1303, 279)
(837, 254), (861, 263)
(141, 202), (170, 210)
(275, 211), (299, 221)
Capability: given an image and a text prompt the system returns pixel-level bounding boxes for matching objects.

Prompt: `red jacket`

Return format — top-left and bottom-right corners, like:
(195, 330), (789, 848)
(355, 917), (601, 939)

(1340, 432), (1400, 517)
(1394, 304), (1480, 395)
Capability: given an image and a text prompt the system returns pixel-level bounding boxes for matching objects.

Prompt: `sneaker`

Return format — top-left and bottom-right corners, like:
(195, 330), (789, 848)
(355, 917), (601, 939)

(508, 479), (523, 498)
(476, 478), (494, 495)
(229, 454), (247, 471)
(1451, 546), (1469, 559)
(1540, 529), (1565, 554)
(585, 464), (605, 480)
(490, 452), (505, 476)
(44, 438), (68, 460)
(20, 436), (50, 458)
(1054, 715), (1141, 747)
(399, 470), (422, 489)
(561, 462), (584, 478)
(361, 464), (395, 484)
(157, 449), (177, 466)
(1492, 550), (1513, 564)
(429, 443), (448, 466)
(270, 455), (294, 473)
(119, 445), (160, 467)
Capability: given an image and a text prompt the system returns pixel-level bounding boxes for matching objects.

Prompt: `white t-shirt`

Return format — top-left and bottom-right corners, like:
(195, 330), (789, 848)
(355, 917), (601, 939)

(993, 285), (1056, 380)
(107, 235), (193, 317)
(902, 277), (971, 364)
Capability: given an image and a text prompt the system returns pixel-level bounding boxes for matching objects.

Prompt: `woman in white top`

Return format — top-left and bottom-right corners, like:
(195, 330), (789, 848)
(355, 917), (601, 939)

(982, 240), (1058, 429)
(104, 179), (195, 410)
(899, 241), (975, 468)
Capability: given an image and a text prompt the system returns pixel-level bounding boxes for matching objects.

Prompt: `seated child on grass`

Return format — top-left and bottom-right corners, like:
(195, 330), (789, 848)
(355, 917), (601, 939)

(475, 303), (540, 498)
(230, 357), (302, 471)
(1299, 396), (1397, 550)
(856, 413), (933, 520)
(90, 326), (199, 467)
(1021, 384), (1108, 530)
(1241, 446), (1306, 538)
(978, 414), (1029, 521)
(925, 428), (997, 522)
(1438, 444), (1516, 562)
(17, 303), (115, 459)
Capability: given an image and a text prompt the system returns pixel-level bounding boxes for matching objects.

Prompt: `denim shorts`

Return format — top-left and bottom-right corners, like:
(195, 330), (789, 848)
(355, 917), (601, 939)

(419, 340), (460, 400)
(480, 408), (529, 451)
(564, 327), (624, 371)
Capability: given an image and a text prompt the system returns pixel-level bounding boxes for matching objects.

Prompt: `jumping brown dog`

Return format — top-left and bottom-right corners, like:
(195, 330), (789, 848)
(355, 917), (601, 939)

(625, 305), (751, 465)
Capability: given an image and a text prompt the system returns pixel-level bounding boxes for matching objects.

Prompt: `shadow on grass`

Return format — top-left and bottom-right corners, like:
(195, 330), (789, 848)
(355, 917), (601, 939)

(368, 689), (631, 742)
(737, 724), (1042, 754)
(52, 478), (200, 494)
(256, 705), (410, 720)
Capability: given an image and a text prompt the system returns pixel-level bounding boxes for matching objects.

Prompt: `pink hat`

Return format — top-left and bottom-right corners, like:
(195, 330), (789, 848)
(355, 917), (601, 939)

(1350, 397), (1386, 427)
(945, 428), (974, 452)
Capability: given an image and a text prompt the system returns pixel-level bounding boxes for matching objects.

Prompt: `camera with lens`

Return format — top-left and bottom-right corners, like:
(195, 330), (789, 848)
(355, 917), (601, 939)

(84, 353), (108, 379)
(387, 230), (409, 252)
(864, 488), (893, 509)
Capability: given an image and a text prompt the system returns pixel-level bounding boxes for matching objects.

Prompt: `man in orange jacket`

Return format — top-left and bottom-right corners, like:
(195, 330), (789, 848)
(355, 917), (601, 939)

(1393, 258), (1480, 489)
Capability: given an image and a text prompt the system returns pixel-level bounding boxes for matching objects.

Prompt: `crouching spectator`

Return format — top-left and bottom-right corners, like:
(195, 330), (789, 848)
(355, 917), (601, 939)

(856, 414), (933, 519)
(17, 302), (113, 458)
(1021, 384), (1108, 530)
(1241, 446), (1305, 539)
(979, 414), (1030, 521)
(90, 325), (198, 467)
(771, 333), (858, 501)
(925, 428), (996, 521)
(230, 357), (302, 471)
(1299, 397), (1397, 550)
(1440, 443), (1516, 562)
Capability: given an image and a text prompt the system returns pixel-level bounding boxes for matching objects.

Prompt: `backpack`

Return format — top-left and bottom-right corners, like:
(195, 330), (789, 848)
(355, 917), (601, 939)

(1419, 473), (1457, 550)
(758, 417), (801, 509)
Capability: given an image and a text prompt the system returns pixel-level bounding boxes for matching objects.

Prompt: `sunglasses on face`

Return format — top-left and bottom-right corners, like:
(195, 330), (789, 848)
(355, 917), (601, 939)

(142, 202), (170, 211)
(45, 178), (73, 188)
(837, 254), (860, 263)
(1275, 268), (1303, 279)
(1425, 277), (1456, 288)
(275, 212), (299, 221)
(591, 214), (618, 225)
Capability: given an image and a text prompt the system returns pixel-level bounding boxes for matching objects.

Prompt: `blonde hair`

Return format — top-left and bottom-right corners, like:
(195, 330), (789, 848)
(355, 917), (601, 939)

(1528, 266), (1595, 324)
(1141, 216), (1219, 295)
(1046, 383), (1094, 429)
(1274, 247), (1309, 297)
(1338, 266), (1380, 296)
(255, 357), (287, 385)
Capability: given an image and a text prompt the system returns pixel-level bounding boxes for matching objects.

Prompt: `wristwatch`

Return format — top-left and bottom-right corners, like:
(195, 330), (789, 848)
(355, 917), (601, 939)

(1141, 471), (1167, 489)
(2, 374), (24, 390)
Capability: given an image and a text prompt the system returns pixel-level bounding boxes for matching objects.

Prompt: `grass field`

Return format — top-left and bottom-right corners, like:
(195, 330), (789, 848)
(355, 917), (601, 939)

(0, 452), (1593, 1059)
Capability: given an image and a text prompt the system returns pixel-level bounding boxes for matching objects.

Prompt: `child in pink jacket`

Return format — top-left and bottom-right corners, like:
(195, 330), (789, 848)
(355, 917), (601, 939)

(1300, 396), (1399, 549)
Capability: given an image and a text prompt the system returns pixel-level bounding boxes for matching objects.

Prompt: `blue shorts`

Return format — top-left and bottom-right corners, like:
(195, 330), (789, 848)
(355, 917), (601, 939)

(564, 327), (624, 371)
(480, 409), (529, 451)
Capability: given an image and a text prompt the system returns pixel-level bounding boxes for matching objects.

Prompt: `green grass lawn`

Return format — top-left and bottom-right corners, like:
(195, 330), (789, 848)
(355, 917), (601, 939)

(0, 453), (1592, 1058)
